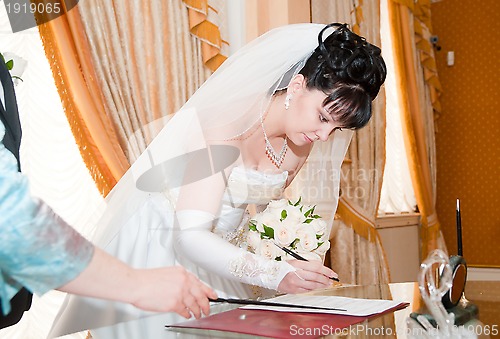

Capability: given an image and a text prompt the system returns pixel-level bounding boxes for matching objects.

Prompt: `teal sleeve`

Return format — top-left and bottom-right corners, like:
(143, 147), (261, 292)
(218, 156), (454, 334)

(0, 123), (94, 315)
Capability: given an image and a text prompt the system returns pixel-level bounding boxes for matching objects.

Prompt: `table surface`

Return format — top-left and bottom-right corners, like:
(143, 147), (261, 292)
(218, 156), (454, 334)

(60, 280), (499, 339)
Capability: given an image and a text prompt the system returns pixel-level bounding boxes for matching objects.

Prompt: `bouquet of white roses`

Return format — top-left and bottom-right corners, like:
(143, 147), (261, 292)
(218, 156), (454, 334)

(247, 198), (330, 262)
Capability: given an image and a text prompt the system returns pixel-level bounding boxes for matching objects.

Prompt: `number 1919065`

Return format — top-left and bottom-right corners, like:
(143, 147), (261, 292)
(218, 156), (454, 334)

(5, 2), (61, 15)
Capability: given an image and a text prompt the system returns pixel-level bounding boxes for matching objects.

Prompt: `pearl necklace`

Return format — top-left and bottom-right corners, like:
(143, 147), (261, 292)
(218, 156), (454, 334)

(260, 117), (287, 169)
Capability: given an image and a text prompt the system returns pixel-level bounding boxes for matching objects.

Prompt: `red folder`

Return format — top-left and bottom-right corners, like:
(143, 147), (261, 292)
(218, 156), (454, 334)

(168, 303), (409, 339)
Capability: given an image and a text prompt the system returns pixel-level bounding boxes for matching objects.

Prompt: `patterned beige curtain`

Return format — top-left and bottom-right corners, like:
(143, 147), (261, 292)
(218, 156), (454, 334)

(311, 0), (390, 285)
(388, 0), (446, 257)
(75, 0), (214, 162)
(38, 1), (227, 195)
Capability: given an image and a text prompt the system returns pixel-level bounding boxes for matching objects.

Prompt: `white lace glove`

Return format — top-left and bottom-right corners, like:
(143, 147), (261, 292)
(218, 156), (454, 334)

(174, 209), (296, 291)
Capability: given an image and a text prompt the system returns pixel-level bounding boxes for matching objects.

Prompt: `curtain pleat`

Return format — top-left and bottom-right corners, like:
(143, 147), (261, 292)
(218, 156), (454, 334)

(387, 1), (446, 257)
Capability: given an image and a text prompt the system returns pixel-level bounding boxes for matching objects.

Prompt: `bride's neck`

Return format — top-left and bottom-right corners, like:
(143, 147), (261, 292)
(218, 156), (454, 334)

(262, 94), (287, 139)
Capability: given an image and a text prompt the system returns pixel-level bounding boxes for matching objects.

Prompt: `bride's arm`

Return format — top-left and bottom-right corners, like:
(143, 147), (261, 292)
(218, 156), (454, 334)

(174, 167), (335, 293)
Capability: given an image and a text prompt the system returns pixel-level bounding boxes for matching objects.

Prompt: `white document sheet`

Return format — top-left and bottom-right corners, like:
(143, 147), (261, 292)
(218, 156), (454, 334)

(242, 295), (407, 317)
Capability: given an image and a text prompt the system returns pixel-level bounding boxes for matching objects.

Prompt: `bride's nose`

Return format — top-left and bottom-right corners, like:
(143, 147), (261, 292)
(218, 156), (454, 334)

(316, 126), (332, 142)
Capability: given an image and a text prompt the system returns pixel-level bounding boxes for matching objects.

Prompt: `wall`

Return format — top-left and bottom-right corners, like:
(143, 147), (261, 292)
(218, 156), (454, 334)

(245, 0), (310, 42)
(432, 0), (500, 267)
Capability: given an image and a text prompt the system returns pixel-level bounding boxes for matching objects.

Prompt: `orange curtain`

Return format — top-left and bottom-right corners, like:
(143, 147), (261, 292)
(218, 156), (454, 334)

(36, 4), (129, 196)
(37, 2), (228, 196)
(388, 0), (443, 257)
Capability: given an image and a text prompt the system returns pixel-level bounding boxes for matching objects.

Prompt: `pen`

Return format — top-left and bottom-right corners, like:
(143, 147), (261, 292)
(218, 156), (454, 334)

(209, 297), (347, 312)
(456, 198), (463, 257)
(274, 243), (340, 282)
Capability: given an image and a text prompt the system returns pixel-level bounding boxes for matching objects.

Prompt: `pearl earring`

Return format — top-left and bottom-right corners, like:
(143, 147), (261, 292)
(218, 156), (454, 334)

(284, 94), (292, 110)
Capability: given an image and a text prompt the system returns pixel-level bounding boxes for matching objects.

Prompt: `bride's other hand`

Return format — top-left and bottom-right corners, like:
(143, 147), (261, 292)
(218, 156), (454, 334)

(131, 266), (217, 319)
(277, 259), (338, 294)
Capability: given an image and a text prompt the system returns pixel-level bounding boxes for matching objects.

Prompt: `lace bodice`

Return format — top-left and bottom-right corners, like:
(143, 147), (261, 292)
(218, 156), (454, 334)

(214, 167), (288, 238)
(222, 166), (288, 205)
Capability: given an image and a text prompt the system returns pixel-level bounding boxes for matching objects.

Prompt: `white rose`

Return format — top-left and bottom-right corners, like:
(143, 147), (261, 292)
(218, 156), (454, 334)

(265, 200), (288, 220)
(264, 219), (282, 238)
(274, 223), (295, 247)
(247, 230), (262, 251)
(258, 239), (280, 260)
(314, 240), (330, 255)
(252, 212), (277, 233)
(280, 218), (299, 235)
(284, 205), (306, 224)
(267, 199), (288, 212)
(309, 218), (327, 235)
(296, 229), (318, 252)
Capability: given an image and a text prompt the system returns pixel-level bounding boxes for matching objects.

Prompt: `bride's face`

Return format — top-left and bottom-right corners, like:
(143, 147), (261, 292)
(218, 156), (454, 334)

(285, 87), (343, 146)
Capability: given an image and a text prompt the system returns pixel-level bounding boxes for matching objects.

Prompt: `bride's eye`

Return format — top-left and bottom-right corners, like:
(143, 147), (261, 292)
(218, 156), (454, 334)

(319, 114), (329, 123)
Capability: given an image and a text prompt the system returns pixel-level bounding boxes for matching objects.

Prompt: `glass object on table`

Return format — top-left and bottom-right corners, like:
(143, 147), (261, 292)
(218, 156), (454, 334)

(406, 249), (479, 338)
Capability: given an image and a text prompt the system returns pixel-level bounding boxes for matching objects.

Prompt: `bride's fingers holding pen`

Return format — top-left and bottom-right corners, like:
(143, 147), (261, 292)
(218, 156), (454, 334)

(287, 259), (339, 281)
(293, 270), (331, 290)
(278, 269), (328, 293)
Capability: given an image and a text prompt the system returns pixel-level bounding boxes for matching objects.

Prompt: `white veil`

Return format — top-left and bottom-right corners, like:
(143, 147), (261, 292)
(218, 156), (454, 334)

(87, 23), (353, 249)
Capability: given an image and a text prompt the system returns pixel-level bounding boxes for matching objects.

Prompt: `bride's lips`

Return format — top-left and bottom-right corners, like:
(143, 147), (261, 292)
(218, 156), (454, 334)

(303, 134), (314, 143)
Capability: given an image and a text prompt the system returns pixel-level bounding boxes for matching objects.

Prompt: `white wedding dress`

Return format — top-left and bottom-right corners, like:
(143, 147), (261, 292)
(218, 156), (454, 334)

(50, 23), (354, 338)
(49, 166), (295, 337)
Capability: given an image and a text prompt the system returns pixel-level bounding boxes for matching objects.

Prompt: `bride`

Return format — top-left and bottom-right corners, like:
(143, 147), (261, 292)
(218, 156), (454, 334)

(49, 23), (386, 336)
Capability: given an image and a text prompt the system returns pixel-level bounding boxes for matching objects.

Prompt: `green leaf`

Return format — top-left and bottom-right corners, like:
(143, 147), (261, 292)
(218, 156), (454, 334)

(304, 206), (315, 217)
(281, 209), (287, 220)
(6, 59), (13, 70)
(293, 197), (302, 206)
(304, 218), (313, 224)
(248, 222), (257, 232)
(263, 224), (274, 238)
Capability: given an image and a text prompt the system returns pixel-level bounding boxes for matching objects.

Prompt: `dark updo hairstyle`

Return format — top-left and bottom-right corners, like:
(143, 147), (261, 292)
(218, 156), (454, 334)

(299, 23), (386, 129)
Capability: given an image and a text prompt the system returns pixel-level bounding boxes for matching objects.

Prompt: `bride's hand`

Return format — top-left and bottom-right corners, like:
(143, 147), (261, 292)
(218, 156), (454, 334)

(277, 259), (338, 294)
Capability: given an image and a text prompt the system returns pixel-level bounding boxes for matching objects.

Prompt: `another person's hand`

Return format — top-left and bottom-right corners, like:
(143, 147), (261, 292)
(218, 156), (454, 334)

(58, 248), (217, 320)
(277, 259), (338, 294)
(130, 266), (217, 319)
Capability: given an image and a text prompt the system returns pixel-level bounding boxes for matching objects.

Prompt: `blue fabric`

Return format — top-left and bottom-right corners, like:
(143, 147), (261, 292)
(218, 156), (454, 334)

(0, 122), (94, 315)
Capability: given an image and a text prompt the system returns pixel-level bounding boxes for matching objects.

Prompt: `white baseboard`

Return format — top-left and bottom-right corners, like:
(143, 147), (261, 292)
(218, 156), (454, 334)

(467, 267), (500, 281)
